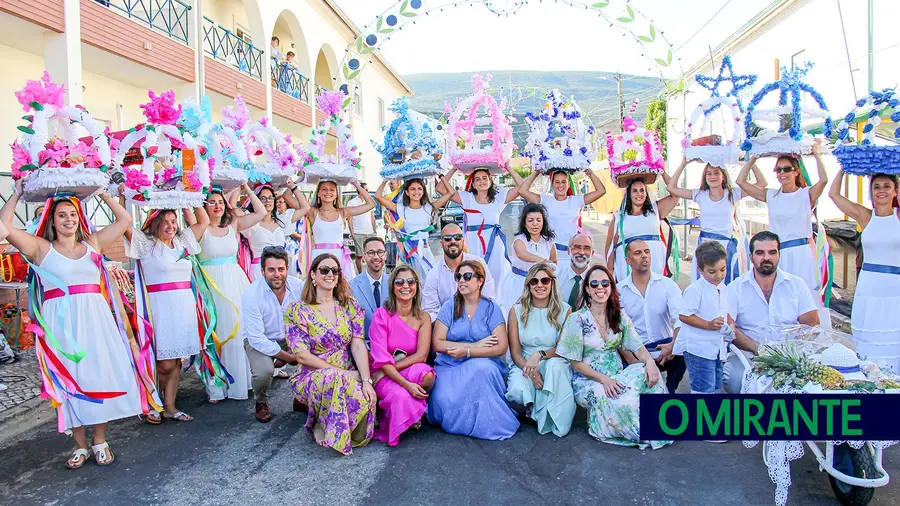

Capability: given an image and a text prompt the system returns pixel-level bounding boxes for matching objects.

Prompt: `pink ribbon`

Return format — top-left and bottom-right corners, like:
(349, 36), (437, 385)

(314, 243), (353, 277)
(146, 281), (192, 293)
(251, 257), (261, 265)
(43, 284), (101, 301)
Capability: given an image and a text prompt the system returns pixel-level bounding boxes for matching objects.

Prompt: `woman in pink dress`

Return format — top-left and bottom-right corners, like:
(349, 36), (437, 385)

(368, 265), (435, 446)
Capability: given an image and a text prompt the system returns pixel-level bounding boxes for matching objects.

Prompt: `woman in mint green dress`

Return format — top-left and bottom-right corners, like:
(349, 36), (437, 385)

(556, 264), (671, 450)
(506, 263), (576, 436)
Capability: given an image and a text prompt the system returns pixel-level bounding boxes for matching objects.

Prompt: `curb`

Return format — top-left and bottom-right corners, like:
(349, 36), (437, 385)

(0, 396), (54, 447)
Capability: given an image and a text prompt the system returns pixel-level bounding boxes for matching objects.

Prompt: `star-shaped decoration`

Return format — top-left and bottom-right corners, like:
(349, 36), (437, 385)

(696, 55), (757, 113)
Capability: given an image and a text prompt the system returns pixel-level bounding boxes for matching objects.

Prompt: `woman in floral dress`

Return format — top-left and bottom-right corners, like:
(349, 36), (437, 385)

(556, 264), (671, 450)
(285, 253), (377, 455)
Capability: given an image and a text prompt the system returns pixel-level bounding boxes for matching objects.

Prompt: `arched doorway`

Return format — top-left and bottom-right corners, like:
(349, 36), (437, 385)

(271, 9), (312, 102)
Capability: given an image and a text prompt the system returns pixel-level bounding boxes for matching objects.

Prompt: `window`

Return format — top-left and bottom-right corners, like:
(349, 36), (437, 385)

(378, 98), (385, 128)
(235, 23), (251, 44)
(353, 86), (362, 117)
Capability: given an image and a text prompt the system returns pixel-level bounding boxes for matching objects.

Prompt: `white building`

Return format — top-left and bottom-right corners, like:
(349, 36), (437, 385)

(0, 0), (412, 201)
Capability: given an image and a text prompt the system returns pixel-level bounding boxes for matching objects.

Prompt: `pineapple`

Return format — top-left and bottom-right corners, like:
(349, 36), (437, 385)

(752, 343), (844, 389)
(804, 361), (844, 390)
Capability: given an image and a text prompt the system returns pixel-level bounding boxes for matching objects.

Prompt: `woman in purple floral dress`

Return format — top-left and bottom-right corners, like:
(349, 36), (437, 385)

(286, 254), (377, 455)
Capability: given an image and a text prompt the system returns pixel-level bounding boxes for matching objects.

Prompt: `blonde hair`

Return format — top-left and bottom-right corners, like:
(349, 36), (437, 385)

(519, 263), (565, 331)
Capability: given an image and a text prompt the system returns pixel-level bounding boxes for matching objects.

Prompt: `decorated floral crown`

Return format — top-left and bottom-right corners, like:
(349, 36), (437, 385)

(300, 90), (361, 186)
(375, 98), (442, 180)
(683, 56), (756, 167)
(741, 62), (833, 157)
(11, 71), (114, 203)
(606, 100), (664, 188)
(523, 89), (595, 174)
(446, 74), (514, 175)
(114, 90), (211, 209)
(241, 116), (299, 186)
(184, 95), (250, 191)
(831, 88), (900, 176)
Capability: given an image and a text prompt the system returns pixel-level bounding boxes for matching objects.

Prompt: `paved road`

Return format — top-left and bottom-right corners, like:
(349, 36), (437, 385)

(1, 373), (898, 506)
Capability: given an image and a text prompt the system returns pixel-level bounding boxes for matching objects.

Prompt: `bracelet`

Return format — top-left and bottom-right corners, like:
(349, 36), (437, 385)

(539, 350), (547, 359)
(361, 377), (373, 384)
(466, 346), (471, 358)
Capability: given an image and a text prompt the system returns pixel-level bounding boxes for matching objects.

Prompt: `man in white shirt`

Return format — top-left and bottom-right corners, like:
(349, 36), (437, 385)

(619, 239), (686, 393)
(555, 233), (594, 308)
(724, 231), (819, 393)
(348, 182), (377, 273)
(242, 247), (304, 423)
(422, 223), (495, 320)
(349, 236), (390, 341)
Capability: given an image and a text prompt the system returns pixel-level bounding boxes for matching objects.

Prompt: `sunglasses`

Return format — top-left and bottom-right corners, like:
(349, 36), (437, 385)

(317, 266), (341, 276)
(393, 277), (417, 287)
(365, 250), (387, 258)
(774, 166), (795, 174)
(528, 277), (553, 287)
(589, 279), (611, 289)
(454, 272), (480, 282)
(442, 234), (463, 242)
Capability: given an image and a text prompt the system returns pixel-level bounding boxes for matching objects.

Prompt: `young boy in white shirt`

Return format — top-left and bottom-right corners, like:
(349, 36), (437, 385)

(678, 241), (735, 395)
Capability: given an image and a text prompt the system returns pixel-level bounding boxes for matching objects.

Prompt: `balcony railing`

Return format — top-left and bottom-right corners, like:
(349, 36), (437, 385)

(272, 61), (310, 103)
(202, 16), (263, 81)
(103, 0), (191, 45)
(315, 84), (328, 97)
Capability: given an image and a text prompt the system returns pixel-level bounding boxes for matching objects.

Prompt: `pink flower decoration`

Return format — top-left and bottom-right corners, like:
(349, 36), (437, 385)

(316, 91), (345, 117)
(443, 101), (452, 115)
(105, 127), (121, 151)
(14, 71), (66, 112)
(222, 95), (250, 131)
(124, 168), (151, 189)
(140, 90), (182, 126)
(10, 141), (31, 178)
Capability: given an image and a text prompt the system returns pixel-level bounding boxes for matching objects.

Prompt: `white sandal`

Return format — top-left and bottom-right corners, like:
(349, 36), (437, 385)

(91, 442), (115, 466)
(66, 448), (91, 469)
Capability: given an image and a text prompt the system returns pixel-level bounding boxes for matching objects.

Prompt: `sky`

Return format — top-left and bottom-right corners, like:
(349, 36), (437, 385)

(332, 0), (776, 78)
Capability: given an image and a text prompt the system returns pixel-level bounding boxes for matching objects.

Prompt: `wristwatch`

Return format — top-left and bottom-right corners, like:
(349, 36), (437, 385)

(539, 350), (547, 359)
(361, 377), (373, 385)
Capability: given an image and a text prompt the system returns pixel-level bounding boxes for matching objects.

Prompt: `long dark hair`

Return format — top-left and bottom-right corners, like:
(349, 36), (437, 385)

(41, 199), (86, 243)
(250, 186), (284, 227)
(577, 264), (622, 334)
(206, 189), (235, 227)
(142, 209), (179, 240)
(401, 178), (433, 208)
(517, 202), (555, 242)
(384, 265), (423, 319)
(624, 179), (654, 216)
(452, 260), (486, 320)
(699, 164), (735, 203)
(870, 173), (900, 208)
(468, 168), (498, 203)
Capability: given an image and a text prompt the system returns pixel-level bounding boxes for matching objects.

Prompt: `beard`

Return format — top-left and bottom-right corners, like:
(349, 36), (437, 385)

(571, 254), (590, 269)
(756, 261), (776, 276)
(444, 246), (462, 259)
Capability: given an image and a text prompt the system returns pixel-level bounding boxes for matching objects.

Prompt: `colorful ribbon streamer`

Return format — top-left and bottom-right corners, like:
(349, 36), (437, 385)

(797, 158), (834, 308)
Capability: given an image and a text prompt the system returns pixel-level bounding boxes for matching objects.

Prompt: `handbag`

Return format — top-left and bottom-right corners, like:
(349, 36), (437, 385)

(0, 252), (28, 283)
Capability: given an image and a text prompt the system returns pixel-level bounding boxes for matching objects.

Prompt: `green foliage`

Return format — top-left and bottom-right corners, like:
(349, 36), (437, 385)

(513, 167), (532, 179)
(644, 97), (667, 159)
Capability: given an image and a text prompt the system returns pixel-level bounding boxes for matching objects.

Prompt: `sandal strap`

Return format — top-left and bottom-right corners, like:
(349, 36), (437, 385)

(71, 448), (90, 459)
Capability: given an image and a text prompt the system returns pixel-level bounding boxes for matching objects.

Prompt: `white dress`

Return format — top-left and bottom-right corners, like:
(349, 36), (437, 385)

(396, 202), (436, 279)
(126, 229), (201, 360)
(311, 214), (356, 279)
(766, 187), (829, 323)
(693, 188), (742, 284)
(241, 222), (286, 282)
(277, 210), (300, 277)
(852, 211), (900, 373)
(198, 227), (252, 400)
(612, 202), (666, 282)
(38, 244), (142, 431)
(540, 194), (585, 265)
(459, 190), (513, 284)
(501, 234), (555, 311)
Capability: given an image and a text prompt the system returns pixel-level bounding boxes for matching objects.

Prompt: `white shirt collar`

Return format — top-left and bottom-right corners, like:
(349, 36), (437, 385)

(698, 274), (726, 293)
(366, 270), (383, 286)
(620, 270), (664, 291)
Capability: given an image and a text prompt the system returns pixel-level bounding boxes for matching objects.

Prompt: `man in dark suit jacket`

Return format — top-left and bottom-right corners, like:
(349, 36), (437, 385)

(349, 236), (390, 344)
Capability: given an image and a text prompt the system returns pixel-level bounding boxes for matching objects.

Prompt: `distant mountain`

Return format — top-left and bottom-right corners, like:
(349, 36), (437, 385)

(403, 70), (664, 147)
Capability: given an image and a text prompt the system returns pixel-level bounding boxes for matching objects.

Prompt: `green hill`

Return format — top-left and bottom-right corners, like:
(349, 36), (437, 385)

(403, 70), (664, 147)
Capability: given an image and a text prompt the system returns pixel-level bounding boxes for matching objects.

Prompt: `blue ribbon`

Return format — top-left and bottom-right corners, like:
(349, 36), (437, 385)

(511, 266), (529, 276)
(555, 243), (569, 252)
(780, 238), (810, 250)
(614, 234), (662, 250)
(199, 256), (238, 266)
(25, 260), (85, 363)
(466, 224), (510, 263)
(698, 230), (740, 284)
(861, 263), (900, 275)
(643, 337), (673, 351)
(829, 364), (862, 373)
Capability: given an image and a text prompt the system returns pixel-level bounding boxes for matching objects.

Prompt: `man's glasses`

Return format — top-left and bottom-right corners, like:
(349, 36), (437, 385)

(317, 266), (340, 276)
(528, 277), (552, 287)
(365, 250), (387, 258)
(454, 272), (480, 282)
(393, 277), (416, 287)
(774, 166), (795, 174)
(442, 234), (463, 242)
(588, 279), (611, 289)
(570, 245), (593, 253)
